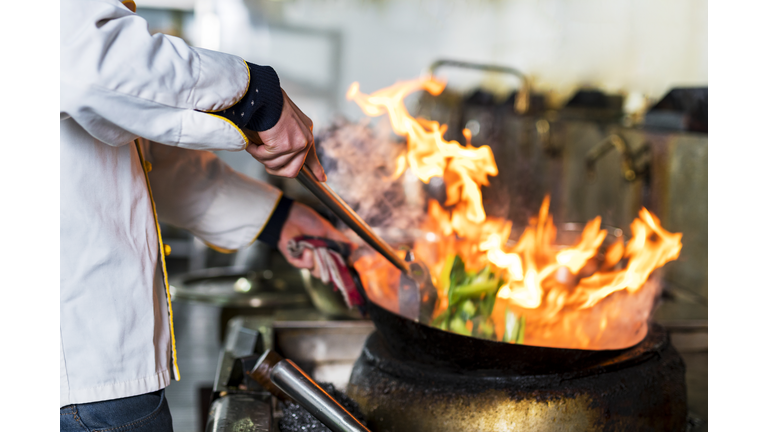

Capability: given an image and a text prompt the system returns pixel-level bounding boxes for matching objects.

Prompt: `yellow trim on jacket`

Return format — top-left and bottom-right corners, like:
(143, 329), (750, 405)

(134, 140), (181, 381)
(121, 1), (137, 13)
(205, 113), (250, 150)
(201, 60), (252, 149)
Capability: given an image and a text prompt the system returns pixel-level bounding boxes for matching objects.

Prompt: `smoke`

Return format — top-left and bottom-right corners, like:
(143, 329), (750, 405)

(315, 117), (428, 244)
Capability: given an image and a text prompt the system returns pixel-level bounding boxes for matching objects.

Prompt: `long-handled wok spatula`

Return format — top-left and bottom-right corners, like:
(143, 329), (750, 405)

(296, 165), (437, 323)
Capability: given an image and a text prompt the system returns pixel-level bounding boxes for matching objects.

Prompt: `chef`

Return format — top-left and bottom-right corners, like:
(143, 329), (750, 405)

(60, 0), (346, 430)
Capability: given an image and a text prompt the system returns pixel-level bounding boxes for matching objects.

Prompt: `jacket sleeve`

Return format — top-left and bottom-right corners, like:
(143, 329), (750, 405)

(141, 139), (283, 252)
(60, 0), (253, 151)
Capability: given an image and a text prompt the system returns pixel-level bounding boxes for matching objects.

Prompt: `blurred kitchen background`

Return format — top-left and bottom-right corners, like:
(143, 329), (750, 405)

(134, 1), (707, 431)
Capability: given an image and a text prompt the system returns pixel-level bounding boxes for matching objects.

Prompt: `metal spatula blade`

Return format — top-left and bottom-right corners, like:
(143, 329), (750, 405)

(398, 251), (437, 323)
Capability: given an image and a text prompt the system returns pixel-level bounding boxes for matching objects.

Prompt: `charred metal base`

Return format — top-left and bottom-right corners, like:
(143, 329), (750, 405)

(348, 323), (687, 432)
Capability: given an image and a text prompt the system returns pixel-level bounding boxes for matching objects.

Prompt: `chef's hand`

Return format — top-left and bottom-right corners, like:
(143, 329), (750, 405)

(277, 202), (350, 278)
(245, 90), (326, 181)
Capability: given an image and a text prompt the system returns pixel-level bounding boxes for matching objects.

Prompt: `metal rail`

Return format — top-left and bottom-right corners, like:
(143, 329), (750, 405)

(427, 59), (531, 114)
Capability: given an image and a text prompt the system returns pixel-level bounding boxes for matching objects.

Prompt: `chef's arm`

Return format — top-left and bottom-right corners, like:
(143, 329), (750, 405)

(60, 0), (280, 152)
(143, 140), (348, 272)
(142, 139), (285, 251)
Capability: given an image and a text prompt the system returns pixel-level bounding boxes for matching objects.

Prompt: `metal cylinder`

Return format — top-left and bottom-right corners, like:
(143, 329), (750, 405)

(270, 358), (371, 432)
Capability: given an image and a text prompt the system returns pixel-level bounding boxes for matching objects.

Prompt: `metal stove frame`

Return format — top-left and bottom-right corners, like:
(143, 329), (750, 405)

(206, 314), (374, 432)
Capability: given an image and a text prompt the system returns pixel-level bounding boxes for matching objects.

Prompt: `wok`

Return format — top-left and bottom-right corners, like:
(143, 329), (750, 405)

(344, 225), (637, 376)
(297, 165), (638, 376)
(351, 267), (636, 376)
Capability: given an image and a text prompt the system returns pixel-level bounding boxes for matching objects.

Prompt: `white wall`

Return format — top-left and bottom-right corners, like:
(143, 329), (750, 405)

(140, 0), (706, 128)
(238, 0), (707, 126)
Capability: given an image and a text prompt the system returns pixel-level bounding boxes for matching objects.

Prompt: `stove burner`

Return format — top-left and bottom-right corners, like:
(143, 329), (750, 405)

(348, 323), (687, 431)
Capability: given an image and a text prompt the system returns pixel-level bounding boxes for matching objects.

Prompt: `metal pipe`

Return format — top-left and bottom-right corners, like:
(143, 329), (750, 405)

(296, 165), (409, 274)
(248, 350), (370, 432)
(427, 59), (527, 81)
(270, 360), (370, 432)
(268, 355), (370, 432)
(426, 59), (530, 114)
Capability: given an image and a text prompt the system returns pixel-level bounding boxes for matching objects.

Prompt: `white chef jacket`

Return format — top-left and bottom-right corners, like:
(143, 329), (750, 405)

(60, 0), (282, 406)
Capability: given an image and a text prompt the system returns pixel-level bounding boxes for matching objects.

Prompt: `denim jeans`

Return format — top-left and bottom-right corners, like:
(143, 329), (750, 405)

(60, 389), (174, 432)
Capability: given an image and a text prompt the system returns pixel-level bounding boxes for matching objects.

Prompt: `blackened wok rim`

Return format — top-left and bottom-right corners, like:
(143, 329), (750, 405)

(366, 296), (640, 357)
(350, 223), (635, 359)
(349, 264), (642, 373)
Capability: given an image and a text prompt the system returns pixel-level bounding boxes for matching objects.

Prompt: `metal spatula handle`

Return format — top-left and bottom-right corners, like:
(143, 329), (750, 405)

(296, 166), (409, 274)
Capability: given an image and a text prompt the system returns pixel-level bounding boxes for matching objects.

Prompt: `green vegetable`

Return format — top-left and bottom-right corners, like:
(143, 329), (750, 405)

(471, 316), (497, 340)
(431, 254), (512, 341)
(448, 316), (472, 336)
(516, 315), (526, 345)
(439, 254), (457, 292)
(449, 255), (466, 291)
(456, 299), (477, 321)
(430, 310), (450, 330)
(478, 280), (503, 318)
(502, 308), (526, 344)
(449, 279), (499, 305)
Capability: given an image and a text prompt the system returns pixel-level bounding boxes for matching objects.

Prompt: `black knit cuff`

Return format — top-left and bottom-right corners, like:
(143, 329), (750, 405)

(208, 62), (284, 132)
(256, 195), (294, 249)
(246, 64), (283, 132)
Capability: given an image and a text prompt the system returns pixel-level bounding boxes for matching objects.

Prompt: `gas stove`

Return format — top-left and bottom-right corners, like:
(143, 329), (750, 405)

(205, 311), (374, 432)
(349, 323), (685, 431)
(205, 311), (705, 432)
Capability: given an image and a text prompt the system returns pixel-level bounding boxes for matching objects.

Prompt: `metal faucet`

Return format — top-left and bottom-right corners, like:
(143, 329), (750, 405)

(585, 134), (650, 182)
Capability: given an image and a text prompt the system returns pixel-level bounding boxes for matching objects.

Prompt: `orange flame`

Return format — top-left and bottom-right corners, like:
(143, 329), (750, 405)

(348, 78), (498, 227)
(385, 151), (408, 181)
(348, 79), (682, 350)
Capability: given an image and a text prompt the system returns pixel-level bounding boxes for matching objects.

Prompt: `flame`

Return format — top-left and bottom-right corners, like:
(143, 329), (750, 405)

(348, 79), (682, 350)
(348, 78), (498, 227)
(385, 151), (408, 181)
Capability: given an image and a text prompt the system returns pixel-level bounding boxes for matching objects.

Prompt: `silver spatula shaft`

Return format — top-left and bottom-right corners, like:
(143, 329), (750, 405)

(296, 166), (409, 274)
